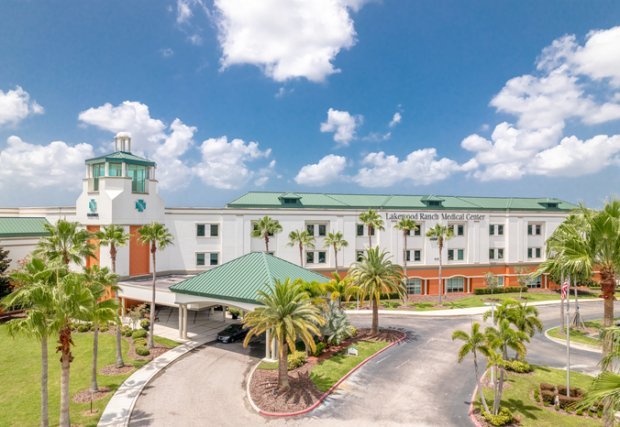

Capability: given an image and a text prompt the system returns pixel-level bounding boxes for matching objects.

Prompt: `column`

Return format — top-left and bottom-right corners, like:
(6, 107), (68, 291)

(121, 298), (126, 317)
(178, 305), (184, 339)
(182, 305), (188, 340)
(222, 307), (226, 321)
(265, 330), (271, 359)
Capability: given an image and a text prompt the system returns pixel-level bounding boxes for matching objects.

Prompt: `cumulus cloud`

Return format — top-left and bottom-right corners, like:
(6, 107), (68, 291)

(152, 119), (196, 190)
(214, 0), (365, 82)
(193, 136), (272, 189)
(320, 108), (362, 146)
(389, 112), (402, 128)
(354, 148), (462, 187)
(0, 136), (93, 189)
(295, 154), (347, 186)
(0, 86), (44, 127)
(462, 25), (620, 181)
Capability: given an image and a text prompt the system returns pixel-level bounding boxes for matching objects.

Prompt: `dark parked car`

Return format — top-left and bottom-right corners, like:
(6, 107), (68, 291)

(216, 324), (248, 343)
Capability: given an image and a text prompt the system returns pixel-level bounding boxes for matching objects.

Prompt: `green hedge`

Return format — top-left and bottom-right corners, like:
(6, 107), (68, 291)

(482, 407), (514, 426)
(474, 286), (528, 295)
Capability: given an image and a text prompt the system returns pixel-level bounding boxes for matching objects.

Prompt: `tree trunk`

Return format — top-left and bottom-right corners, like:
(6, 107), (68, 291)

(371, 297), (379, 335)
(368, 226), (372, 248)
(264, 235), (269, 253)
(111, 247), (125, 368)
(438, 242), (443, 304)
(41, 335), (49, 427)
(403, 231), (408, 303)
(148, 250), (156, 349)
(601, 268), (615, 359)
(299, 243), (303, 267)
(473, 354), (490, 413)
(495, 368), (505, 415)
(91, 324), (99, 392)
(58, 326), (72, 427)
(333, 244), (338, 274)
(277, 340), (289, 392)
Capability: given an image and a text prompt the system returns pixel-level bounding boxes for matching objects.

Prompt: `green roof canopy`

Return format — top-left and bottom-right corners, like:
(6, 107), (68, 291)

(227, 192), (577, 212)
(0, 217), (50, 238)
(169, 252), (330, 305)
(85, 151), (156, 167)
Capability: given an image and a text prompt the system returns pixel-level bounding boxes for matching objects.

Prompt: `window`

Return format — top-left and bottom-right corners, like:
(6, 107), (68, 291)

(413, 226), (421, 236)
(318, 224), (326, 237)
(405, 250), (421, 262)
(407, 278), (423, 295)
(446, 277), (465, 293)
(489, 224), (505, 236)
(489, 225), (494, 236)
(197, 224), (219, 237)
(210, 224), (219, 237)
(489, 248), (494, 259)
(498, 225), (504, 235)
(498, 248), (504, 259)
(448, 249), (464, 261)
(306, 251), (327, 264)
(196, 224), (205, 237)
(127, 164), (149, 193)
(92, 163), (105, 191)
(369, 226), (375, 236)
(356, 224), (364, 236)
(497, 276), (505, 287)
(449, 224), (465, 236)
(527, 247), (542, 259)
(209, 253), (219, 266)
(108, 162), (122, 177)
(489, 248), (504, 260)
(196, 253), (205, 266)
(196, 252), (219, 267)
(307, 223), (327, 237)
(528, 223), (542, 236)
(529, 275), (542, 288)
(356, 250), (365, 261)
(306, 224), (314, 236)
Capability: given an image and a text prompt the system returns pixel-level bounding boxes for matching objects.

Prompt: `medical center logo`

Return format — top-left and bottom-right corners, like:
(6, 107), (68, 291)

(135, 199), (147, 213)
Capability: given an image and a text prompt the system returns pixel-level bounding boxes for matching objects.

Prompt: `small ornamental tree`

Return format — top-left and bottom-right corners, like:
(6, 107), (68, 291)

(0, 246), (12, 298)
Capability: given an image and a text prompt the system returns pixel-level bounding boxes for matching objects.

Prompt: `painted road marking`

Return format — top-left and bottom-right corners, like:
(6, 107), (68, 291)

(375, 354), (393, 364)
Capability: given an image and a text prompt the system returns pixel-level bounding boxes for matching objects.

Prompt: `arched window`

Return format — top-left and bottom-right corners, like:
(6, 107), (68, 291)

(446, 276), (465, 293)
(407, 278), (423, 295)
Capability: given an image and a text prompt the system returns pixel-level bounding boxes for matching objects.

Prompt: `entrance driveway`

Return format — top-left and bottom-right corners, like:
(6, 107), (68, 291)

(152, 306), (238, 342)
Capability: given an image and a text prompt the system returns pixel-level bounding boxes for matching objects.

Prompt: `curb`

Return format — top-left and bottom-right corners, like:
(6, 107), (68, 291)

(246, 330), (407, 418)
(97, 337), (211, 427)
(468, 368), (488, 427)
(543, 327), (601, 354)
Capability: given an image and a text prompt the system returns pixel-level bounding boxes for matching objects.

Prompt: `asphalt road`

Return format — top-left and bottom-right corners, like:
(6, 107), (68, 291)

(129, 300), (612, 427)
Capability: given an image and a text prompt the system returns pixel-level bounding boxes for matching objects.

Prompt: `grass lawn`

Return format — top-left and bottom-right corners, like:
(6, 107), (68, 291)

(548, 323), (602, 348)
(480, 365), (601, 427)
(310, 340), (388, 392)
(0, 324), (178, 427)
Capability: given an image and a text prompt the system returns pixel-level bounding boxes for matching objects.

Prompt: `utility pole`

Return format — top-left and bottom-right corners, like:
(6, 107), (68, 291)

(566, 275), (571, 396)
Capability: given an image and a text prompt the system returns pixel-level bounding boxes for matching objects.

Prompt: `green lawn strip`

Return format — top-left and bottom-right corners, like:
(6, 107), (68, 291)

(547, 326), (601, 348)
(310, 340), (388, 392)
(0, 325), (178, 427)
(257, 360), (278, 370)
(479, 366), (600, 427)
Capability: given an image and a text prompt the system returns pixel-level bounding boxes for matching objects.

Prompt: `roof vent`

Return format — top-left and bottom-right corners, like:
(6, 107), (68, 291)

(539, 198), (561, 209)
(114, 132), (132, 153)
(278, 192), (302, 206)
(421, 195), (444, 207)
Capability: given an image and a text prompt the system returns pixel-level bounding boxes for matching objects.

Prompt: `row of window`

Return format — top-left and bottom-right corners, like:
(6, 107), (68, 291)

(196, 223), (219, 237)
(91, 163), (150, 194)
(404, 275), (543, 294)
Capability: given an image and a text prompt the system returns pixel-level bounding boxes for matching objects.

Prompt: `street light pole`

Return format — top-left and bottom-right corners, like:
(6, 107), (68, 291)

(566, 274), (571, 396)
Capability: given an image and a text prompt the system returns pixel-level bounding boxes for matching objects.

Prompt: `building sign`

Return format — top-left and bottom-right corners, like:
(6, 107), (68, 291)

(135, 199), (147, 213)
(87, 199), (98, 218)
(385, 212), (485, 222)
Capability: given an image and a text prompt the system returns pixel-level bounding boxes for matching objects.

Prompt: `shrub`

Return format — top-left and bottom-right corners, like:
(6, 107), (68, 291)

(533, 388), (540, 402)
(228, 307), (242, 319)
(135, 346), (150, 356)
(287, 351), (307, 370)
(77, 323), (92, 333)
(122, 326), (133, 337)
(140, 319), (150, 331)
(539, 382), (555, 391)
(505, 359), (533, 373)
(349, 326), (357, 337)
(474, 286), (528, 295)
(540, 389), (556, 405)
(481, 407), (514, 426)
(414, 302), (434, 309)
(558, 394), (581, 410)
(99, 323), (110, 333)
(313, 342), (327, 357)
(381, 301), (400, 309)
(132, 329), (148, 340)
(557, 386), (583, 398)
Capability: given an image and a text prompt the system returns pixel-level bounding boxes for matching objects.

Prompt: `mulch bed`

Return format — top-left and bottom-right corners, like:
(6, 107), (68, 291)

(101, 364), (134, 375)
(249, 328), (404, 414)
(73, 386), (111, 403)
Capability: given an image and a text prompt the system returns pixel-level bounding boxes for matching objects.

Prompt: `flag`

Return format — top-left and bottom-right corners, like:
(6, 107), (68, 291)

(561, 281), (569, 299)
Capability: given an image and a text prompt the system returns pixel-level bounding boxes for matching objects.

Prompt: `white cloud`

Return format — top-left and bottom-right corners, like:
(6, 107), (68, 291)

(176, 0), (193, 24)
(0, 136), (93, 189)
(573, 26), (620, 87)
(354, 148), (461, 187)
(214, 0), (364, 82)
(0, 86), (44, 127)
(295, 154), (347, 186)
(160, 48), (174, 58)
(389, 112), (402, 128)
(152, 119), (196, 190)
(193, 136), (272, 189)
(320, 108), (362, 146)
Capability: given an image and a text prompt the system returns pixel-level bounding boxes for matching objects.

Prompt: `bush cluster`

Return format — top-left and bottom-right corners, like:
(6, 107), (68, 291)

(504, 359), (533, 373)
(132, 329), (148, 340)
(287, 351), (307, 370)
(122, 326), (133, 337)
(140, 319), (150, 331)
(313, 342), (327, 357)
(481, 407), (514, 426)
(474, 286), (528, 295)
(135, 346), (150, 356)
(538, 382), (585, 412)
(381, 301), (400, 309)
(77, 322), (93, 333)
(99, 323), (110, 333)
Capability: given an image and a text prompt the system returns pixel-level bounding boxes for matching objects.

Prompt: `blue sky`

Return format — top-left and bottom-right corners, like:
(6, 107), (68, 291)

(1, 0), (620, 208)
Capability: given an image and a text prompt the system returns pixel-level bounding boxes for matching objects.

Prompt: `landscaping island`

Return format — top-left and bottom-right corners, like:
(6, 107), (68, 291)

(546, 318), (620, 349)
(248, 328), (405, 415)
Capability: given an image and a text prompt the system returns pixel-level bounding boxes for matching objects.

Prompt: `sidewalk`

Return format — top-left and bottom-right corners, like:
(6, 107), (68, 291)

(345, 298), (603, 317)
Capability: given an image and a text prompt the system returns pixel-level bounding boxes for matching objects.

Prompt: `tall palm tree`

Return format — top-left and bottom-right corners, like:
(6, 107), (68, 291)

(3, 258), (60, 427)
(426, 224), (454, 304)
(96, 225), (130, 368)
(34, 219), (95, 266)
(287, 230), (315, 267)
(452, 322), (491, 414)
(137, 222), (174, 349)
(485, 318), (529, 361)
(394, 218), (419, 298)
(251, 216), (282, 253)
(53, 272), (94, 427)
(324, 231), (348, 273)
(506, 302), (543, 339)
(83, 266), (119, 392)
(325, 272), (359, 308)
(348, 247), (404, 335)
(485, 349), (507, 416)
(242, 279), (324, 392)
(359, 209), (385, 247)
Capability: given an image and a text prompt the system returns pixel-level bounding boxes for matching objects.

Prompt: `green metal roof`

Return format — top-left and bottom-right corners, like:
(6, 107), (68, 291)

(0, 217), (50, 238)
(85, 151), (156, 167)
(169, 252), (330, 305)
(227, 192), (577, 212)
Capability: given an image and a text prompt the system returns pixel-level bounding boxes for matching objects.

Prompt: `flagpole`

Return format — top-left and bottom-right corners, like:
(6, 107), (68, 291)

(566, 275), (571, 396)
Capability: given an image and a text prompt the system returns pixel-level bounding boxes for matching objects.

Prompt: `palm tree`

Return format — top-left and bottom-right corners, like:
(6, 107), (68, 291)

(242, 279), (324, 392)
(452, 322), (491, 413)
(53, 272), (95, 427)
(507, 302), (543, 339)
(348, 247), (404, 335)
(325, 272), (359, 308)
(323, 231), (348, 273)
(96, 225), (130, 368)
(287, 230), (315, 267)
(3, 258), (60, 427)
(359, 209), (385, 247)
(426, 224), (454, 304)
(34, 219), (95, 266)
(137, 223), (174, 349)
(485, 349), (507, 416)
(485, 318), (529, 361)
(83, 266), (119, 392)
(395, 218), (419, 300)
(251, 216), (282, 253)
